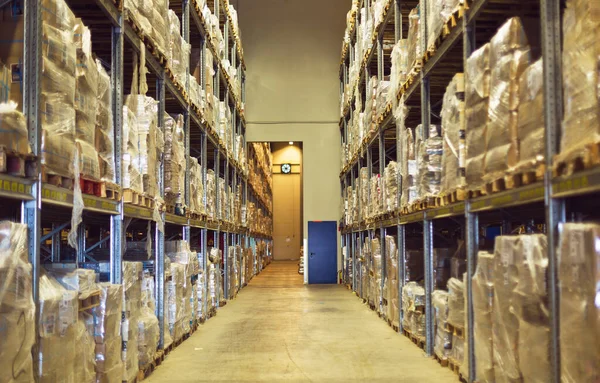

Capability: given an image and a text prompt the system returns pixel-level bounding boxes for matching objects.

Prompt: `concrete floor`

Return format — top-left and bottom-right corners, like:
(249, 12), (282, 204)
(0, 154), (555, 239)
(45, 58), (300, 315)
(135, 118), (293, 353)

(147, 261), (457, 382)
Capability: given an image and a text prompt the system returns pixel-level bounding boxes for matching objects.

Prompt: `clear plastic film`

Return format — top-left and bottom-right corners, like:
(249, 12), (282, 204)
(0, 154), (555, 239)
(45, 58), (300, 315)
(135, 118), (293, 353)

(558, 223), (600, 383)
(122, 261), (142, 383)
(74, 22), (99, 146)
(0, 222), (35, 383)
(122, 105), (143, 193)
(384, 162), (398, 213)
(38, 272), (79, 383)
(68, 145), (84, 250)
(372, 237), (382, 310)
(168, 263), (186, 342)
(472, 251), (494, 382)
(95, 60), (115, 182)
(432, 290), (452, 359)
(491, 235), (520, 382)
(388, 39), (408, 108)
(402, 282), (426, 338)
(369, 175), (382, 217)
(484, 18), (530, 182)
(47, 268), (98, 298)
(465, 43), (490, 190)
(88, 282), (123, 383)
(0, 101), (30, 156)
(446, 277), (464, 328)
(359, 167), (369, 219)
(440, 73), (465, 194)
(164, 114), (186, 204)
(138, 305), (159, 368)
(397, 102), (416, 208)
(407, 7), (421, 73)
(558, 0), (600, 168)
(75, 312), (96, 383)
(167, 10), (190, 86)
(417, 124), (443, 199)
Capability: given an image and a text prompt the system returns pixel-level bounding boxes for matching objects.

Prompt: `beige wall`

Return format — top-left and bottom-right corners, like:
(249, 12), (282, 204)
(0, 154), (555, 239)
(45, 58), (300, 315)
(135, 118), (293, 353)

(237, 0), (348, 276)
(272, 143), (302, 260)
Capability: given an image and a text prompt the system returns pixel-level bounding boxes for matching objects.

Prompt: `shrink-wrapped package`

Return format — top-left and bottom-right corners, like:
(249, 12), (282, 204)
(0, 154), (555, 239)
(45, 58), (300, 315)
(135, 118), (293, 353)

(0, 102), (31, 158)
(0, 222), (35, 383)
(397, 105), (417, 208)
(48, 268), (98, 298)
(558, 0), (600, 168)
(206, 169), (216, 219)
(75, 313), (96, 383)
(189, 157), (205, 215)
(95, 60), (115, 182)
(122, 106), (142, 192)
(165, 114), (186, 204)
(417, 124), (443, 199)
(167, 10), (190, 86)
(0, 62), (9, 103)
(514, 234), (550, 383)
(432, 290), (452, 359)
(446, 277), (464, 328)
(514, 58), (544, 173)
(167, 263), (187, 342)
(465, 43), (490, 190)
(427, 0), (460, 50)
(38, 273), (79, 383)
(402, 282), (425, 337)
(558, 223), (600, 383)
(491, 236), (520, 382)
(384, 161), (398, 212)
(473, 251), (494, 382)
(90, 283), (124, 383)
(139, 274), (159, 369)
(388, 40), (408, 107)
(440, 73), (465, 194)
(433, 248), (453, 289)
(484, 18), (530, 182)
(74, 21), (100, 181)
(360, 167), (369, 219)
(370, 175), (382, 217)
(407, 7), (421, 72)
(122, 262), (142, 383)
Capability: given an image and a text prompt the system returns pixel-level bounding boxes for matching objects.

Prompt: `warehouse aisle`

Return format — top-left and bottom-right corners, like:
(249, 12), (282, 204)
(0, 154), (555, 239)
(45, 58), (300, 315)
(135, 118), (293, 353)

(146, 261), (456, 382)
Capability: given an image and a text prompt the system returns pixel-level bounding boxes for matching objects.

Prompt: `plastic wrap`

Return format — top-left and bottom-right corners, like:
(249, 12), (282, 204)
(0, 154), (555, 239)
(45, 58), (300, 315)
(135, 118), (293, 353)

(514, 234), (550, 383)
(417, 124), (443, 199)
(491, 235), (520, 382)
(484, 18), (530, 182)
(74, 22), (99, 145)
(388, 40), (408, 107)
(168, 263), (186, 342)
(473, 251), (494, 382)
(122, 105), (142, 192)
(402, 282), (425, 338)
(446, 277), (464, 328)
(167, 10), (191, 86)
(465, 43), (490, 190)
(95, 60), (115, 182)
(558, 223), (600, 383)
(514, 58), (544, 173)
(359, 167), (369, 219)
(138, 305), (159, 368)
(441, 73), (465, 194)
(0, 102), (31, 156)
(407, 7), (421, 72)
(89, 283), (123, 383)
(369, 175), (382, 217)
(75, 313), (96, 383)
(122, 262), (142, 383)
(164, 114), (186, 204)
(558, 0), (600, 166)
(0, 222), (35, 383)
(48, 268), (98, 298)
(38, 273), (79, 383)
(432, 290), (452, 359)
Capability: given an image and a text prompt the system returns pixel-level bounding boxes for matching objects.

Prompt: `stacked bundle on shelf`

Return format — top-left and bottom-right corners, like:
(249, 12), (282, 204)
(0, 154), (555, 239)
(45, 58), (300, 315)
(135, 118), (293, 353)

(385, 235), (399, 327)
(397, 104), (417, 209)
(369, 238), (382, 310)
(95, 61), (115, 183)
(218, 177), (227, 221)
(206, 169), (216, 219)
(387, 39), (408, 107)
(407, 7), (422, 74)
(167, 240), (199, 341)
(0, 100), (30, 174)
(167, 10), (191, 87)
(0, 222), (35, 383)
(126, 95), (163, 199)
(138, 274), (159, 369)
(203, 49), (216, 125)
(472, 251), (494, 383)
(164, 114), (186, 207)
(189, 157), (206, 216)
(167, 263), (186, 342)
(369, 174), (383, 218)
(402, 281), (425, 338)
(122, 261), (143, 383)
(196, 265), (207, 322)
(74, 21), (101, 181)
(426, 0), (461, 51)
(432, 290), (452, 360)
(384, 162), (398, 213)
(465, 42), (491, 191)
(557, 0), (600, 171)
(483, 18), (530, 184)
(359, 167), (369, 219)
(122, 105), (143, 194)
(360, 238), (370, 301)
(0, 61), (9, 103)
(440, 73), (465, 196)
(124, 0), (168, 58)
(366, 76), (379, 133)
(558, 223), (600, 383)
(416, 124), (443, 202)
(90, 283), (124, 383)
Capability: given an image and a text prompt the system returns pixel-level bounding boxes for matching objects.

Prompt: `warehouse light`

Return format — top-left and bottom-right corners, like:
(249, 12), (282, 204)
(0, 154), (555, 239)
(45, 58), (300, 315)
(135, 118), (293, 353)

(289, 141), (294, 145)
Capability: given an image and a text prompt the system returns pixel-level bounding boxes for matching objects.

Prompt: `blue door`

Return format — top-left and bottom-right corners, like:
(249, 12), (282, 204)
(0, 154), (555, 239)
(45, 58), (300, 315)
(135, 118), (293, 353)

(308, 221), (338, 284)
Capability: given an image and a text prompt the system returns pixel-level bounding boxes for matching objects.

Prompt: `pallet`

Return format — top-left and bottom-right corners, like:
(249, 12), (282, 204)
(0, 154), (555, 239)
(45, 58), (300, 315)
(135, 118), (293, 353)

(79, 289), (101, 311)
(434, 353), (449, 367)
(467, 188), (485, 199)
(447, 358), (463, 376)
(403, 329), (426, 349)
(137, 350), (164, 382)
(483, 176), (507, 195)
(505, 163), (545, 189)
(124, 189), (154, 208)
(0, 147), (37, 177)
(41, 167), (74, 189)
(554, 141), (600, 177)
(100, 182), (121, 201)
(79, 177), (102, 197)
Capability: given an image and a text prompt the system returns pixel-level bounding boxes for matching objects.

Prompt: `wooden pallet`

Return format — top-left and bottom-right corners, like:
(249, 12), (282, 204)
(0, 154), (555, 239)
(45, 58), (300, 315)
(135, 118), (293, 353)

(434, 353), (449, 367)
(0, 147), (37, 177)
(483, 176), (507, 195)
(100, 182), (121, 201)
(124, 189), (144, 206)
(79, 177), (102, 197)
(445, 322), (464, 339)
(554, 141), (600, 177)
(41, 167), (74, 189)
(404, 329), (426, 349)
(467, 188), (485, 199)
(79, 289), (101, 312)
(447, 358), (463, 376)
(505, 163), (545, 189)
(137, 350), (164, 381)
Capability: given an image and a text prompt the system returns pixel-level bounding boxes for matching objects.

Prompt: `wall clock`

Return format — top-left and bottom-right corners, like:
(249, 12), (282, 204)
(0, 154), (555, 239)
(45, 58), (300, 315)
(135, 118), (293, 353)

(281, 163), (292, 174)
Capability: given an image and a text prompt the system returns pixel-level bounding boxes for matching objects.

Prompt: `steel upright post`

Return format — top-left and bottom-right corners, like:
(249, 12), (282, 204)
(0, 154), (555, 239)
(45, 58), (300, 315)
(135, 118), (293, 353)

(465, 202), (478, 382)
(155, 77), (166, 349)
(423, 219), (434, 356)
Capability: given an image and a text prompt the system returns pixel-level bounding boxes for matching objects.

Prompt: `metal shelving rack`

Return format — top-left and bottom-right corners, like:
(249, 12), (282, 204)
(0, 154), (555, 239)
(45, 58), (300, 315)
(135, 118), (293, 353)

(1, 0), (272, 372)
(338, 0), (575, 382)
